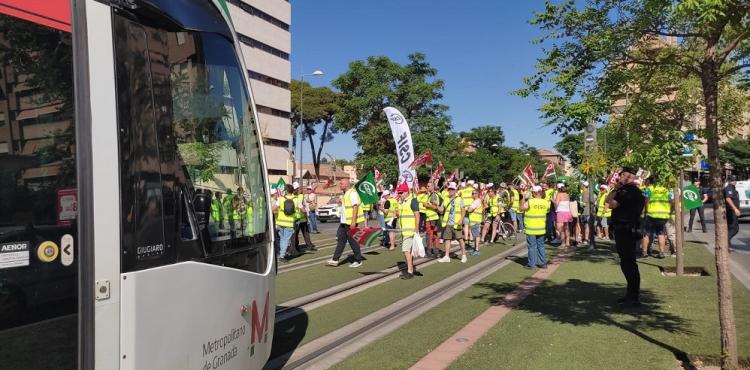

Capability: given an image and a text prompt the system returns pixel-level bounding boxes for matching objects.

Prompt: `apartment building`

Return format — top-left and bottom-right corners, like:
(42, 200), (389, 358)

(227, 0), (292, 183)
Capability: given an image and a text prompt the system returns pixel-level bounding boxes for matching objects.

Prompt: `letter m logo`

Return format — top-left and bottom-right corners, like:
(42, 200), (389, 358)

(251, 291), (270, 345)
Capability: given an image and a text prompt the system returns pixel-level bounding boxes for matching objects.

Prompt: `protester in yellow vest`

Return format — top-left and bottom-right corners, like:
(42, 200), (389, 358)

(291, 182), (316, 252)
(437, 182), (468, 263)
(522, 185), (550, 269)
(641, 176), (673, 259)
(420, 182), (442, 257)
(467, 188), (485, 256)
(275, 184), (297, 262)
(509, 184), (524, 232)
(460, 180), (475, 240)
(482, 185), (499, 243)
(327, 178), (365, 267)
(395, 183), (421, 279)
(596, 185), (611, 240)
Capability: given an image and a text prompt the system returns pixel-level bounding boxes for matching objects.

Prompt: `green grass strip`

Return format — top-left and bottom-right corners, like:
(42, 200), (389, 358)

(330, 248), (550, 370)
(271, 241), (521, 359)
(448, 242), (750, 370)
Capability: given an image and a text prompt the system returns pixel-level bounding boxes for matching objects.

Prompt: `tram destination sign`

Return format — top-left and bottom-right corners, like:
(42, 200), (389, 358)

(0, 241), (30, 269)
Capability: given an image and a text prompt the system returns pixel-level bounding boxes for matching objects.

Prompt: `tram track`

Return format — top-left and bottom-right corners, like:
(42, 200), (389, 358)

(265, 241), (528, 370)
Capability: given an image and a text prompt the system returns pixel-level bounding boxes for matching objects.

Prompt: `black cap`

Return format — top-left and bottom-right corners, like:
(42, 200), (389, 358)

(620, 166), (637, 175)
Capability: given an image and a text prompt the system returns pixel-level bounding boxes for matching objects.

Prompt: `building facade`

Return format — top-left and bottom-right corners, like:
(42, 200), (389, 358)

(227, 0), (292, 183)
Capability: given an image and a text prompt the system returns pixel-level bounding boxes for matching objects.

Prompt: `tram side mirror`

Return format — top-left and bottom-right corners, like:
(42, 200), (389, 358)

(193, 191), (211, 226)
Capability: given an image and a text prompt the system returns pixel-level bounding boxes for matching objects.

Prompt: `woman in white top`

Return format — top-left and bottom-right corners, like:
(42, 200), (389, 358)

(554, 184), (572, 248)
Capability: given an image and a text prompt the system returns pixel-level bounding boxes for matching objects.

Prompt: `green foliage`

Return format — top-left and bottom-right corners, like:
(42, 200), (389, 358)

(178, 141), (229, 182)
(291, 80), (341, 176)
(460, 125), (505, 153)
(720, 137), (750, 176)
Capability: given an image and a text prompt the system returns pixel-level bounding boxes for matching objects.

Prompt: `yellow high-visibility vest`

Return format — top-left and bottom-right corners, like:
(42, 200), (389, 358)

(596, 192), (611, 218)
(524, 198), (549, 236)
(647, 185), (671, 220)
(276, 195), (296, 228)
(488, 195), (500, 217)
(420, 192), (440, 221)
(460, 187), (474, 209)
(211, 199), (223, 222)
(469, 198), (484, 226)
(441, 196), (464, 229)
(511, 189), (522, 213)
(399, 195), (417, 237)
(294, 194), (305, 221)
(343, 188), (365, 225)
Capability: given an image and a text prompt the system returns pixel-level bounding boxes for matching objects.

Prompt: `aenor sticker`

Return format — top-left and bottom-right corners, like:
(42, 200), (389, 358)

(61, 234), (74, 266)
(37, 241), (59, 263)
(0, 241), (30, 269)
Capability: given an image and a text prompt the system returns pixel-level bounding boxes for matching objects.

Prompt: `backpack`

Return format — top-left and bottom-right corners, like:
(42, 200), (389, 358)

(282, 197), (295, 216)
(384, 199), (391, 210)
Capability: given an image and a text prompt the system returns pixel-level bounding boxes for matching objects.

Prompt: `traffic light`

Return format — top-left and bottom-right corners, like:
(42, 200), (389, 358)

(584, 121), (597, 150)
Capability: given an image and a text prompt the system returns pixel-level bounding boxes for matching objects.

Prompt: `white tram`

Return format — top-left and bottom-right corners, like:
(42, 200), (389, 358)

(0, 0), (276, 369)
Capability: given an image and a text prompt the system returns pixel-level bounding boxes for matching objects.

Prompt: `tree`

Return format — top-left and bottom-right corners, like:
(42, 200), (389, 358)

(290, 80), (340, 179)
(517, 1), (750, 366)
(461, 125), (506, 154)
(721, 137), (750, 177)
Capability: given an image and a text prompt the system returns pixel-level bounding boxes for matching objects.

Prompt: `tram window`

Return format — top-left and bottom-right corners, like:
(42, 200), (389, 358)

(0, 13), (77, 370)
(114, 11), (269, 274)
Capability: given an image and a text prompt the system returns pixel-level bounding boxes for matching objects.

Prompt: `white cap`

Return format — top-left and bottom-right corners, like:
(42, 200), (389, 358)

(447, 182), (458, 190)
(473, 183), (478, 189)
(292, 181), (300, 189)
(487, 183), (494, 188)
(460, 181), (466, 187)
(582, 181), (589, 187)
(557, 183), (564, 189)
(600, 184), (609, 189)
(467, 180), (475, 185)
(382, 190), (391, 196)
(389, 184), (394, 190)
(532, 185), (543, 192)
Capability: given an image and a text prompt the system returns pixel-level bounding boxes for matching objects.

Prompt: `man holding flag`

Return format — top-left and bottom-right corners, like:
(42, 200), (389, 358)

(326, 177), (366, 268)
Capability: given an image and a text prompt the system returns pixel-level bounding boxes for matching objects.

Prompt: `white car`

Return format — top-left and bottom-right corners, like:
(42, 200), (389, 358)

(317, 201), (341, 223)
(734, 180), (750, 217)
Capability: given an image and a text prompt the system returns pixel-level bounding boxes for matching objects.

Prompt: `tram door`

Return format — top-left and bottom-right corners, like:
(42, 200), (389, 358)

(0, 6), (79, 370)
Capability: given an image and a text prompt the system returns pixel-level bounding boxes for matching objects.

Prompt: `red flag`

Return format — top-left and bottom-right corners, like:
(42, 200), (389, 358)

(374, 168), (382, 182)
(446, 168), (458, 183)
(430, 161), (445, 184)
(325, 177), (334, 188)
(541, 162), (556, 182)
(521, 163), (537, 185)
(408, 150), (433, 169)
(606, 168), (620, 186)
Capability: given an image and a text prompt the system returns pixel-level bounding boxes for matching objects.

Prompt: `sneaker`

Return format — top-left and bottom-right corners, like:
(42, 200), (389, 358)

(472, 250), (481, 256)
(637, 252), (648, 259)
(326, 259), (339, 266)
(437, 255), (451, 263)
(460, 254), (468, 263)
(277, 257), (288, 264)
(400, 272), (414, 280)
(308, 245), (318, 252)
(538, 263), (548, 269)
(413, 271), (424, 277)
(349, 261), (363, 268)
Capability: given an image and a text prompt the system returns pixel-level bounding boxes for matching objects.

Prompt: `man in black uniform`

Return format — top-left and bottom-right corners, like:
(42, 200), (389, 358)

(725, 175), (741, 248)
(606, 167), (645, 307)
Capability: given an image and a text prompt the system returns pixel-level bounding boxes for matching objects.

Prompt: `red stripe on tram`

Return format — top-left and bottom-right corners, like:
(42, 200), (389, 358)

(0, 0), (71, 32)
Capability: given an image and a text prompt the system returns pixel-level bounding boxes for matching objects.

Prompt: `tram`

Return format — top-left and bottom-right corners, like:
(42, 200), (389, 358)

(0, 1), (275, 369)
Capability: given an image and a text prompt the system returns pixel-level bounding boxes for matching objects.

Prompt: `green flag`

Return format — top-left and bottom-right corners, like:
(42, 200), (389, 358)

(276, 177), (286, 191)
(355, 172), (379, 205)
(683, 184), (703, 210)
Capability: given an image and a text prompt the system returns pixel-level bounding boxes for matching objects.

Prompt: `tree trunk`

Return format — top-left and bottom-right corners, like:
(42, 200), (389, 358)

(675, 173), (684, 276)
(701, 62), (739, 369)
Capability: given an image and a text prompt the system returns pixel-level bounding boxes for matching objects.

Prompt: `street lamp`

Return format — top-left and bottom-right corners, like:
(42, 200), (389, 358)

(298, 70), (324, 184)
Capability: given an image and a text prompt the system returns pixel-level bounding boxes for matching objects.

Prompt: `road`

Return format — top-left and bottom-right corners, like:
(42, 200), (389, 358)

(684, 206), (750, 288)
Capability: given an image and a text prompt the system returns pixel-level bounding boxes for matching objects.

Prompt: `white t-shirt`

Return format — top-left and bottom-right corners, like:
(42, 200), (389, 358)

(339, 190), (360, 224)
(469, 199), (482, 211)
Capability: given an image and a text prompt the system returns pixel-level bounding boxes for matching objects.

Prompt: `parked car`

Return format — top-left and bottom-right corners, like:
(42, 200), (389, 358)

(734, 180), (750, 217)
(317, 199), (341, 223)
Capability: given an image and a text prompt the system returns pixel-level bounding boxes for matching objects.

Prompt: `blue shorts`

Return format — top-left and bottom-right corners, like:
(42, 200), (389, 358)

(470, 225), (481, 238)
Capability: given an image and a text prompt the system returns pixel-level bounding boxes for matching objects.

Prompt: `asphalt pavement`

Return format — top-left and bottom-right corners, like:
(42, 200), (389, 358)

(684, 205), (750, 289)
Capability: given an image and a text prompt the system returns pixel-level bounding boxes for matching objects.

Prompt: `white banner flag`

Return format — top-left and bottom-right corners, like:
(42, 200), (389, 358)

(383, 107), (417, 188)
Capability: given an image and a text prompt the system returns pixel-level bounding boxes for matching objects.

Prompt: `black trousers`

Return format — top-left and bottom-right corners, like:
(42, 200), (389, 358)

(688, 207), (706, 232)
(728, 213), (740, 247)
(546, 210), (557, 241)
(292, 221), (314, 251)
(332, 223), (362, 262)
(613, 227), (640, 301)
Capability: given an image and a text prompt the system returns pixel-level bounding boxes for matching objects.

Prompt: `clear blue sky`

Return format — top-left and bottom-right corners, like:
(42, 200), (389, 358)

(291, 0), (558, 160)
